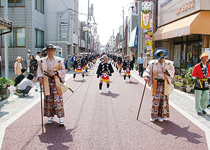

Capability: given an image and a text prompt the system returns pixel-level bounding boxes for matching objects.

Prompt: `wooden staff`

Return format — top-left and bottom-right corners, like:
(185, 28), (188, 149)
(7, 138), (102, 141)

(136, 82), (147, 120)
(40, 83), (44, 133)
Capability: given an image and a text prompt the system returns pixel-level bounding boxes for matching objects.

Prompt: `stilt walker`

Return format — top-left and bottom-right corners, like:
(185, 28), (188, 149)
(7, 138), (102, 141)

(96, 55), (114, 93)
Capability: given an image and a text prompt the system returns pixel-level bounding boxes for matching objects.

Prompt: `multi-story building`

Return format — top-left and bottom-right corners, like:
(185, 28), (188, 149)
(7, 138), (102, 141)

(153, 0), (210, 73)
(0, 0), (79, 67)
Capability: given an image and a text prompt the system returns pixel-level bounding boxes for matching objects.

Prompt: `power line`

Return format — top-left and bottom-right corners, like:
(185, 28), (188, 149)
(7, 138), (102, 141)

(60, 0), (87, 15)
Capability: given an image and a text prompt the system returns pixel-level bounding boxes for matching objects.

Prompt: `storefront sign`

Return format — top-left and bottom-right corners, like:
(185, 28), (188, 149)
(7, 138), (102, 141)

(60, 20), (69, 26)
(61, 26), (67, 32)
(176, 0), (195, 15)
(142, 2), (151, 14)
(173, 27), (188, 36)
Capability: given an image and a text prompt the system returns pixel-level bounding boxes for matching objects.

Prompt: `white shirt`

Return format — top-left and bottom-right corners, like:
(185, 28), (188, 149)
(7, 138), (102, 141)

(35, 55), (40, 60)
(18, 78), (34, 90)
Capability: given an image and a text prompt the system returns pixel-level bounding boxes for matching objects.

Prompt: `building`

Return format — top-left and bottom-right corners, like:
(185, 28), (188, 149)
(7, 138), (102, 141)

(153, 0), (210, 74)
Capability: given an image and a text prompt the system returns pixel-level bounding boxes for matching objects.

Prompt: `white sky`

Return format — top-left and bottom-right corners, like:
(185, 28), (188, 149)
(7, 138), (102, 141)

(79, 0), (134, 46)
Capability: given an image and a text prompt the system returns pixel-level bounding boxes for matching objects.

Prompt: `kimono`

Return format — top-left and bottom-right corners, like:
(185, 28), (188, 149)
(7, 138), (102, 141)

(37, 56), (65, 118)
(143, 60), (175, 119)
(122, 59), (133, 81)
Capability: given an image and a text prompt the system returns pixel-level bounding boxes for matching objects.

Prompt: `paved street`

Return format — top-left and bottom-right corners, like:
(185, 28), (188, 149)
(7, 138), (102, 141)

(0, 61), (210, 150)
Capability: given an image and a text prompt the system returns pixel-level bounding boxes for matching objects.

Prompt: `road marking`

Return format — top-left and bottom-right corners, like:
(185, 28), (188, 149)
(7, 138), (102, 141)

(0, 74), (73, 150)
(131, 70), (210, 150)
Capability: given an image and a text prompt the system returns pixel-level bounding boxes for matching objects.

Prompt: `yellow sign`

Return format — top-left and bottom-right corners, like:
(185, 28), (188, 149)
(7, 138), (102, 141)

(142, 12), (150, 29)
(145, 41), (152, 47)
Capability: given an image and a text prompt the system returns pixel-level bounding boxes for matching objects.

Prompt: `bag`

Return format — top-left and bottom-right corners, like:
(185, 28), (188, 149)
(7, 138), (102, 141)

(30, 60), (38, 71)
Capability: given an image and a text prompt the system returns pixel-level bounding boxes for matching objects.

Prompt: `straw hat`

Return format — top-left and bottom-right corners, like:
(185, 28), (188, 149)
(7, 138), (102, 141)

(200, 53), (209, 59)
(16, 56), (23, 60)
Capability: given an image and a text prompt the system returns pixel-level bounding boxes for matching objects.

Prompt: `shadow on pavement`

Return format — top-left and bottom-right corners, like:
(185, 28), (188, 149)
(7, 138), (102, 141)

(0, 111), (9, 118)
(154, 120), (203, 144)
(127, 81), (139, 84)
(100, 91), (120, 98)
(73, 80), (87, 83)
(38, 123), (74, 150)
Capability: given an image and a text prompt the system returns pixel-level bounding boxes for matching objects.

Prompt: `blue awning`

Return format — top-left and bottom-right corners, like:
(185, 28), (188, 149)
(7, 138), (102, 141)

(129, 26), (138, 48)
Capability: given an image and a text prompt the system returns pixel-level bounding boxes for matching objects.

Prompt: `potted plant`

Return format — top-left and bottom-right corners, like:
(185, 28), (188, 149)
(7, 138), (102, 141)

(185, 67), (194, 93)
(0, 77), (13, 96)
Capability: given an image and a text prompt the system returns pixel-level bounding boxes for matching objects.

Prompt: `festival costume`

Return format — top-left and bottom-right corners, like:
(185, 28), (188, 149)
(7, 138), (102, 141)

(73, 58), (85, 80)
(192, 62), (210, 114)
(96, 61), (114, 92)
(37, 56), (65, 118)
(117, 56), (124, 74)
(122, 59), (133, 82)
(143, 59), (175, 120)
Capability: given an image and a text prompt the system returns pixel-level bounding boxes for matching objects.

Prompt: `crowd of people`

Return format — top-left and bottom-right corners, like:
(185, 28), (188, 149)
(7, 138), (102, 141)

(12, 44), (210, 125)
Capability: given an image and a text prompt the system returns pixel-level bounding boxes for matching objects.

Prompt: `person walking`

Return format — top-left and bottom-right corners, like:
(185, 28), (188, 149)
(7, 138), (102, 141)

(29, 54), (38, 77)
(35, 52), (41, 60)
(37, 44), (66, 126)
(192, 53), (210, 115)
(73, 55), (85, 80)
(122, 55), (133, 82)
(143, 52), (151, 69)
(14, 56), (23, 80)
(26, 49), (31, 72)
(143, 48), (175, 122)
(67, 55), (71, 71)
(137, 53), (144, 77)
(132, 53), (135, 70)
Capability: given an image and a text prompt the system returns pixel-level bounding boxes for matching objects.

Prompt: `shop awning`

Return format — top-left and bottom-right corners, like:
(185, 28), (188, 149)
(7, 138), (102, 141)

(129, 26), (138, 48)
(0, 17), (13, 35)
(153, 11), (210, 41)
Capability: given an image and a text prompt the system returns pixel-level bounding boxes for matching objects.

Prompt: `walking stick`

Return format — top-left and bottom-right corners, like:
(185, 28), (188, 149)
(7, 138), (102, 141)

(136, 82), (147, 120)
(40, 83), (44, 133)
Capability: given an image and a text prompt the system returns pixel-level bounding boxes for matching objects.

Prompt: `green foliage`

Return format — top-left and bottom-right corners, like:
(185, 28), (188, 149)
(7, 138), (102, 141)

(184, 67), (194, 86)
(0, 77), (14, 89)
(135, 64), (138, 71)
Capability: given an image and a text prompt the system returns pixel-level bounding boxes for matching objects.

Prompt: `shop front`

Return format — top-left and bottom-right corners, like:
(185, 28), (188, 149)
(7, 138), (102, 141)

(153, 11), (210, 73)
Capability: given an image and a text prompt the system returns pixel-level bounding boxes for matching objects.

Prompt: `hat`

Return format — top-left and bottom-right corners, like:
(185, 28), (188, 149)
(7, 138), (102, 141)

(146, 52), (150, 55)
(132, 54), (134, 56)
(200, 53), (209, 59)
(27, 49), (31, 52)
(16, 56), (23, 60)
(42, 44), (56, 52)
(75, 52), (77, 55)
(153, 48), (169, 60)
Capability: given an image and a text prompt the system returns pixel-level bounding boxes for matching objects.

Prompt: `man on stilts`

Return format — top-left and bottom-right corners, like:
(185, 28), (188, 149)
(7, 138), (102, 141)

(122, 55), (133, 82)
(143, 48), (175, 122)
(96, 55), (114, 93)
(73, 55), (85, 80)
(37, 44), (65, 126)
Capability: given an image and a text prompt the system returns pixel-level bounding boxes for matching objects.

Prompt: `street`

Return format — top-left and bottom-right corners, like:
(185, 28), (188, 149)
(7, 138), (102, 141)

(0, 60), (210, 150)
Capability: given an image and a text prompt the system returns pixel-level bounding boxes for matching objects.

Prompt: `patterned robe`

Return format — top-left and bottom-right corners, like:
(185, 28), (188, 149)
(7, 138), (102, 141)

(37, 56), (65, 118)
(143, 60), (175, 119)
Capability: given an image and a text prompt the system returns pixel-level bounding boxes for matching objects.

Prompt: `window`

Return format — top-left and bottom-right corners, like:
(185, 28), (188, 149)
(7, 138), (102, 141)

(35, 0), (44, 14)
(35, 29), (44, 48)
(1, 27), (25, 47)
(8, 0), (25, 7)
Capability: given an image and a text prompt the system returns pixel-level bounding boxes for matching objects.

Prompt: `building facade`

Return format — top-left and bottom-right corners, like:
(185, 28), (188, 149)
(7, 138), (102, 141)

(153, 0), (210, 73)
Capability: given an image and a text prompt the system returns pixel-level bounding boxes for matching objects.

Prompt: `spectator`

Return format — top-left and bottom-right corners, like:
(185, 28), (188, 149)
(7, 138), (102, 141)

(132, 53), (135, 70)
(35, 52), (41, 60)
(67, 55), (71, 71)
(14, 56), (23, 80)
(26, 50), (31, 72)
(58, 52), (62, 57)
(143, 52), (151, 69)
(137, 53), (144, 77)
(14, 67), (27, 87)
(17, 73), (34, 97)
(29, 54), (38, 77)
(207, 59), (210, 108)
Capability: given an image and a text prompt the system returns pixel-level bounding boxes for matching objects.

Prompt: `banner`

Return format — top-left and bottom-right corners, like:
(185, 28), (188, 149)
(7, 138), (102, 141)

(142, 12), (150, 29)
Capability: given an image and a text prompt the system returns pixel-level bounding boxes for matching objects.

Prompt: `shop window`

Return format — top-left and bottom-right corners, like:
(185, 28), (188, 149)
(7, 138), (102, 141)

(8, 0), (25, 7)
(35, 0), (44, 14)
(174, 37), (182, 43)
(1, 27), (25, 47)
(35, 29), (44, 48)
(174, 44), (181, 68)
(188, 34), (199, 41)
(181, 44), (186, 69)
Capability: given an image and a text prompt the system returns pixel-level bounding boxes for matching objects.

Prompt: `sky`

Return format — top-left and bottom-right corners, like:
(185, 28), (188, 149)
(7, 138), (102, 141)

(79, 0), (134, 46)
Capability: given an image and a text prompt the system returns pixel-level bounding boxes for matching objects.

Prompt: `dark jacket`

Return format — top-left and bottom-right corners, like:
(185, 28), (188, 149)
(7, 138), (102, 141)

(14, 74), (25, 86)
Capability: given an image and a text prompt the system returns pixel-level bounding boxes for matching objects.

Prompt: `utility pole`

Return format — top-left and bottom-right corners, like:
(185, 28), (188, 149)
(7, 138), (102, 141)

(138, 1), (143, 58)
(87, 0), (90, 52)
(4, 0), (8, 79)
(122, 7), (124, 54)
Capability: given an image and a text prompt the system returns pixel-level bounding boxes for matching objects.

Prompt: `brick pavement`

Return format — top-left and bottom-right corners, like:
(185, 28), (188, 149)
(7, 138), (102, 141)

(0, 65), (210, 149)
